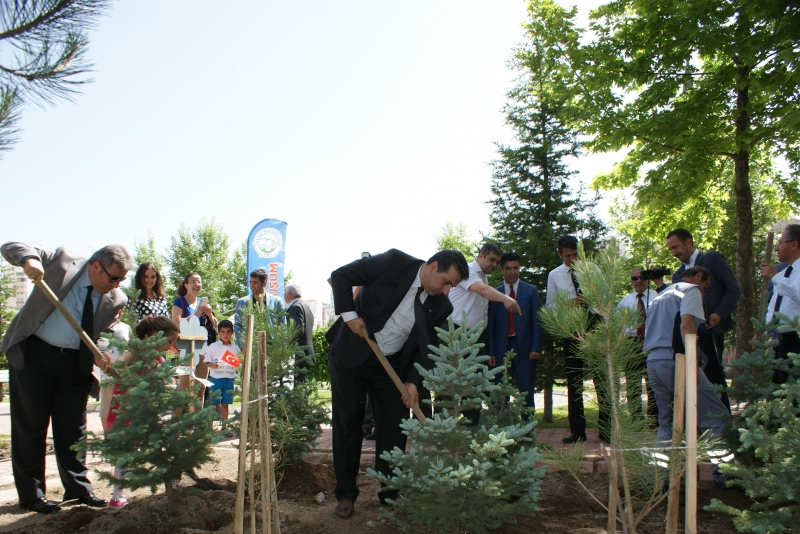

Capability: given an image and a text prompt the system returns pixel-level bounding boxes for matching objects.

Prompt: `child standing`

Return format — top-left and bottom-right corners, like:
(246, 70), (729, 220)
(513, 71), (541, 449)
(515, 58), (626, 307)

(105, 316), (179, 508)
(204, 319), (239, 423)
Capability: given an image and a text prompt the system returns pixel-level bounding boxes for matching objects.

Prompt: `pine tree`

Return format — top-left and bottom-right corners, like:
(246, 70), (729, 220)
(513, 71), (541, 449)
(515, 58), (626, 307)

(0, 0), (111, 155)
(705, 315), (800, 531)
(369, 320), (545, 534)
(76, 332), (220, 515)
(488, 25), (606, 422)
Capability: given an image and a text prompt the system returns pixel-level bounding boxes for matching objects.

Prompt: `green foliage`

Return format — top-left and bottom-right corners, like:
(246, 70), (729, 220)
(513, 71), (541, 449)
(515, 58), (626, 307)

(77, 333), (221, 498)
(240, 300), (329, 472)
(133, 232), (167, 272)
(435, 222), (478, 263)
(705, 316), (800, 531)
(0, 261), (18, 369)
(306, 327), (330, 383)
(165, 219), (247, 315)
(0, 0), (110, 155)
(369, 320), (544, 534)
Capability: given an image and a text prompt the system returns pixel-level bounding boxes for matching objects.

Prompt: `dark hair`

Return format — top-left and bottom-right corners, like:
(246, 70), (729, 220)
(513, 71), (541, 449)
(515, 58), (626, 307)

(479, 243), (502, 258)
(218, 319), (234, 331)
(500, 251), (520, 267)
(682, 266), (711, 281)
(783, 224), (800, 243)
(135, 316), (179, 340)
(176, 272), (200, 297)
(134, 262), (165, 299)
(426, 250), (469, 281)
(250, 268), (267, 283)
(666, 228), (693, 243)
(557, 235), (578, 253)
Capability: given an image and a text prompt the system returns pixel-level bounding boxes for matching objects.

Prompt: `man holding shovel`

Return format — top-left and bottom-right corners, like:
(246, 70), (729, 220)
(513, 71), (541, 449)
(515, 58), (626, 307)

(326, 248), (468, 518)
(1, 242), (133, 513)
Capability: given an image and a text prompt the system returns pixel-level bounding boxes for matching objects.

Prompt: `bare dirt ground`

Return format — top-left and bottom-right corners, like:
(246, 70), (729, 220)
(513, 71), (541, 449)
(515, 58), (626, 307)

(0, 448), (751, 534)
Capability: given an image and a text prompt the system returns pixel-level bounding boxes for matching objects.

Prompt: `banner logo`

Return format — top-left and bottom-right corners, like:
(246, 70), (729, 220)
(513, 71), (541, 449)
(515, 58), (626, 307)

(253, 228), (283, 259)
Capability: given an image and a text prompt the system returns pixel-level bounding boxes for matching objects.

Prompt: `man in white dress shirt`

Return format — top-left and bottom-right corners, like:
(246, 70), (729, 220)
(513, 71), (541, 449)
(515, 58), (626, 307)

(760, 224), (800, 384)
(616, 267), (658, 421)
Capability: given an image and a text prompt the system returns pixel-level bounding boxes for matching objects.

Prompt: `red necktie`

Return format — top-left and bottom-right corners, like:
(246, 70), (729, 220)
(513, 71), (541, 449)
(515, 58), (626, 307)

(508, 285), (516, 336)
(636, 293), (646, 340)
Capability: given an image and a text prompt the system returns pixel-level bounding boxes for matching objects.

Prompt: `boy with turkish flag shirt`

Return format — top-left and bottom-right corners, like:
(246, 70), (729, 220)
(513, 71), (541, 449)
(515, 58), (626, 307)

(204, 319), (239, 421)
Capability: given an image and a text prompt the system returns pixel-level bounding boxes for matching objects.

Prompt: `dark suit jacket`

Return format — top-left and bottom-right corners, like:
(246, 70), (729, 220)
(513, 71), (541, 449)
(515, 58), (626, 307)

(325, 249), (453, 387)
(287, 299), (315, 361)
(0, 242), (127, 370)
(487, 281), (542, 364)
(672, 250), (741, 334)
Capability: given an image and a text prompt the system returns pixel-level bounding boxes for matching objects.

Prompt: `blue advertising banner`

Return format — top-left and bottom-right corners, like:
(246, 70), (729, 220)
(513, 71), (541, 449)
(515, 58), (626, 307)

(247, 219), (287, 298)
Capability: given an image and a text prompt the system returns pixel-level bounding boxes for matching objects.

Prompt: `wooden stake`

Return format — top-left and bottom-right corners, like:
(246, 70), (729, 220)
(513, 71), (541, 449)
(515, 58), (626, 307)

(362, 327), (426, 422)
(234, 314), (255, 534)
(258, 331), (272, 534)
(33, 279), (121, 379)
(666, 352), (686, 534)
(684, 334), (698, 534)
(759, 232), (775, 319)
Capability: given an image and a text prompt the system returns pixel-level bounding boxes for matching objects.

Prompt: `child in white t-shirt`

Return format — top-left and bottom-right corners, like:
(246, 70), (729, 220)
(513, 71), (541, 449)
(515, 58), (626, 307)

(204, 320), (239, 422)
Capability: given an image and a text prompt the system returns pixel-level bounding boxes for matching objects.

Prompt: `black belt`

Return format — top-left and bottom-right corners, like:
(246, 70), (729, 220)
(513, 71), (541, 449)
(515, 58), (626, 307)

(29, 335), (80, 354)
(507, 335), (516, 340)
(778, 331), (799, 343)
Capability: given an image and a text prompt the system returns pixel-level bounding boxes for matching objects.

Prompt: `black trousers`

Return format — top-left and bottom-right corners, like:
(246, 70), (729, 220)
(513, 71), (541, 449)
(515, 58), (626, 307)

(329, 350), (410, 503)
(10, 337), (95, 503)
(563, 337), (611, 438)
(773, 334), (800, 384)
(698, 332), (731, 413)
(626, 339), (658, 422)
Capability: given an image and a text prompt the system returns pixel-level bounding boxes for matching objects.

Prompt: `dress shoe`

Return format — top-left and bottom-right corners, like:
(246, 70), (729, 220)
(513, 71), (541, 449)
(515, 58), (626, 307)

(365, 432), (376, 441)
(562, 433), (587, 444)
(335, 498), (354, 519)
(64, 493), (107, 508)
(19, 498), (60, 514)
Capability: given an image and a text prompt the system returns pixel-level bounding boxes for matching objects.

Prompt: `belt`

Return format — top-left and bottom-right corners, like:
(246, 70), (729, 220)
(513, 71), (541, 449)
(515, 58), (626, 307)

(29, 335), (80, 354)
(778, 331), (799, 342)
(507, 335), (516, 340)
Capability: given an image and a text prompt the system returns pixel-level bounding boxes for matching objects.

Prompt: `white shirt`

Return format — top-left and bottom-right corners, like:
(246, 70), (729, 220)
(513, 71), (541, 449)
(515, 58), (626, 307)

(204, 340), (240, 379)
(617, 289), (658, 337)
(447, 259), (488, 329)
(766, 257), (800, 329)
(342, 268), (427, 356)
(545, 264), (577, 309)
(683, 248), (700, 269)
(502, 280), (519, 296)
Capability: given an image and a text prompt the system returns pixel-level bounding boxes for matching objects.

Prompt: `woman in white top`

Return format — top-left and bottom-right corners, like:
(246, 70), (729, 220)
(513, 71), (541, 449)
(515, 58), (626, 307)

(171, 272), (217, 398)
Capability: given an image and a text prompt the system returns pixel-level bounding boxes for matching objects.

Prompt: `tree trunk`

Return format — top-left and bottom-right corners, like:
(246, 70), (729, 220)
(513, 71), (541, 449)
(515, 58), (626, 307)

(542, 342), (554, 423)
(734, 66), (755, 359)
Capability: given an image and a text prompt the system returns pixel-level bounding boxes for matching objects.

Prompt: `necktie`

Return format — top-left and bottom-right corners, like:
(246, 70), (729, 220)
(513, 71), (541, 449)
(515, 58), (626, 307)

(774, 265), (794, 313)
(636, 293), (646, 339)
(571, 269), (580, 295)
(507, 285), (516, 336)
(79, 285), (95, 376)
(414, 287), (430, 357)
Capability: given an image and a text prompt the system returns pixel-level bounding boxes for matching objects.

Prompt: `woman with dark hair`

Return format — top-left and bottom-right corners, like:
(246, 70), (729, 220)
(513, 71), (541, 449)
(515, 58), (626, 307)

(131, 262), (169, 320)
(171, 272), (216, 398)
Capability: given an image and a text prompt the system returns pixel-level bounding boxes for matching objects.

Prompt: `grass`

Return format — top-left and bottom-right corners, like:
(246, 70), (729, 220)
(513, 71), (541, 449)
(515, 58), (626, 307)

(534, 404), (599, 429)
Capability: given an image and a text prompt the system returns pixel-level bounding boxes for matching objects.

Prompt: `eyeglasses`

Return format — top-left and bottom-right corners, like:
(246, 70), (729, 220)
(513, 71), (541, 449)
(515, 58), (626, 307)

(776, 239), (798, 247)
(631, 276), (643, 281)
(99, 263), (125, 283)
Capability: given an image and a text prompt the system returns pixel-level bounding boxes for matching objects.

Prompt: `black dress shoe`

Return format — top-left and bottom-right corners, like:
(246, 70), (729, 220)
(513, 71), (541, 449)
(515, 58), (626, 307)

(64, 493), (107, 508)
(562, 433), (587, 444)
(19, 498), (60, 514)
(335, 498), (354, 519)
(365, 432), (376, 441)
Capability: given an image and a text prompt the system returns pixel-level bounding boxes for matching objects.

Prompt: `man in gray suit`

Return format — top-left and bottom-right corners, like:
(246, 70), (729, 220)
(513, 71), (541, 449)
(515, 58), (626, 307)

(284, 283), (315, 382)
(1, 242), (132, 513)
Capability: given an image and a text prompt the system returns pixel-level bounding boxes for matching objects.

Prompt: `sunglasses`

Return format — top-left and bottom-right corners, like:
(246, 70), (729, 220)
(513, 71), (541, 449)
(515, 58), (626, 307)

(630, 276), (643, 281)
(99, 263), (125, 283)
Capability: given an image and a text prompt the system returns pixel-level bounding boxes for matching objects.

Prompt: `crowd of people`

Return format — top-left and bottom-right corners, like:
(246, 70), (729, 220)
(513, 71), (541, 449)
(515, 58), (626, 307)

(2, 224), (797, 517)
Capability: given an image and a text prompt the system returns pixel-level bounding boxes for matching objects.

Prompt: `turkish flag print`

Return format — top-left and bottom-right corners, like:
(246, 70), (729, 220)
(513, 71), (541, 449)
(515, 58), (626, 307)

(220, 350), (241, 368)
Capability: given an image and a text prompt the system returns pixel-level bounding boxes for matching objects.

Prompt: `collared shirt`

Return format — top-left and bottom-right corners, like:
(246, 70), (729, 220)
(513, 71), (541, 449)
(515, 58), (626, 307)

(35, 268), (100, 349)
(643, 282), (705, 361)
(447, 259), (488, 329)
(501, 280), (519, 296)
(617, 289), (658, 337)
(683, 248), (700, 270)
(342, 267), (427, 356)
(545, 263), (577, 309)
(766, 257), (800, 329)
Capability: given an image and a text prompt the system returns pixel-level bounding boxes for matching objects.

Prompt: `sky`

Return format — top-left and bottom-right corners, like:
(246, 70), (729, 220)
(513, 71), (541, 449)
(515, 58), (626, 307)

(1, 0), (616, 304)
